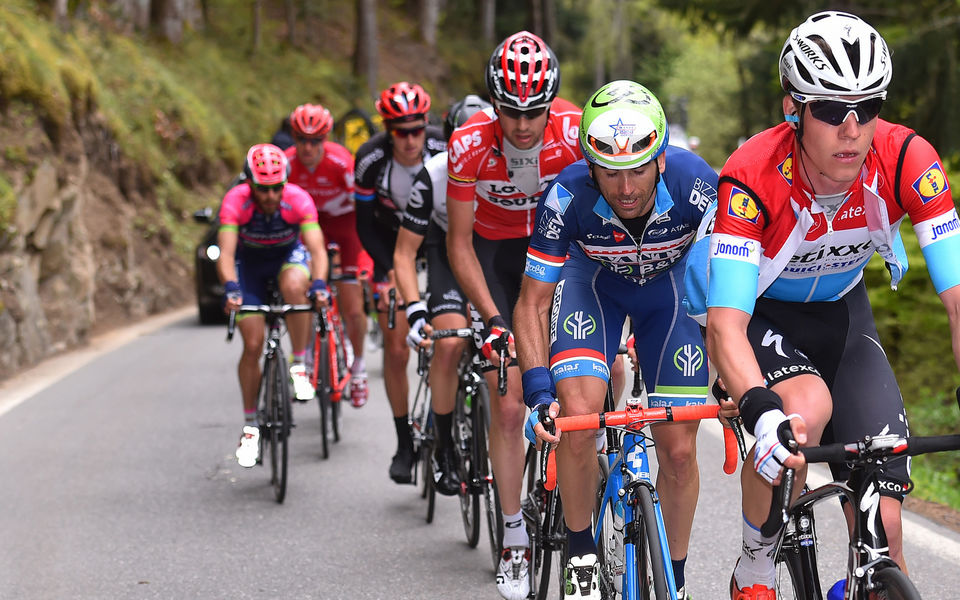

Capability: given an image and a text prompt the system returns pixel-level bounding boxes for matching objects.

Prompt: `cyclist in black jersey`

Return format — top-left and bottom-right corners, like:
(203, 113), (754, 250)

(354, 82), (446, 483)
(394, 95), (492, 496)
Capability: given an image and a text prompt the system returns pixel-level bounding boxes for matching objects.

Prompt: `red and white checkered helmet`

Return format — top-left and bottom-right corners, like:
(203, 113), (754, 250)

(486, 31), (560, 109)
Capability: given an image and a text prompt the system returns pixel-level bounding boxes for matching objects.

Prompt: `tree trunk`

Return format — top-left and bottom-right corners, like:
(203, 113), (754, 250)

(530, 0), (543, 36)
(479, 0), (495, 46)
(542, 0), (556, 46)
(285, 0), (297, 45)
(611, 0), (630, 79)
(53, 0), (69, 29)
(353, 0), (378, 98)
(252, 0), (262, 52)
(419, 0), (440, 48)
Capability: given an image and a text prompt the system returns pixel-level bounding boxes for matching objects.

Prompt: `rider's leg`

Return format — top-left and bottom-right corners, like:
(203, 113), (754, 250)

(485, 366), (526, 539)
(650, 421), (700, 563)
(337, 280), (367, 369)
(278, 265), (311, 355)
(237, 315), (266, 415)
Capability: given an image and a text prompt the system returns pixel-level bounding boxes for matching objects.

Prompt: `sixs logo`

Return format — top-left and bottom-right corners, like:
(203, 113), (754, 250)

(912, 161), (950, 203)
(727, 186), (760, 223)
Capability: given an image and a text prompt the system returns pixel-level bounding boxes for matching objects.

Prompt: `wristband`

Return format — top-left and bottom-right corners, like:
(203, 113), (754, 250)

(739, 386), (785, 436)
(405, 300), (428, 328)
(224, 280), (241, 294)
(522, 366), (557, 409)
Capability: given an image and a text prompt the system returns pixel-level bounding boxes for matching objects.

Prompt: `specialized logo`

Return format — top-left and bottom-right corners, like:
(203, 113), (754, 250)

(761, 330), (788, 359)
(777, 154), (793, 185)
(912, 162), (950, 203)
(563, 311), (597, 340)
(727, 186), (760, 223)
(544, 182), (574, 215)
(673, 344), (704, 377)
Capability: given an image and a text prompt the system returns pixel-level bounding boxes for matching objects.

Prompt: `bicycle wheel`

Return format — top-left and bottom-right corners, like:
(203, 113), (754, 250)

(424, 427), (437, 524)
(269, 353), (291, 503)
(632, 487), (669, 600)
(316, 336), (332, 460)
(597, 493), (626, 599)
(528, 445), (565, 600)
(774, 506), (822, 600)
(475, 382), (504, 571)
(454, 375), (481, 547)
(331, 321), (349, 442)
(867, 567), (922, 600)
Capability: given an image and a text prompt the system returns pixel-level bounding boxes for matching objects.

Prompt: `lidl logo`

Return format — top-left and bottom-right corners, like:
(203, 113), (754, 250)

(912, 162), (950, 203)
(777, 154), (793, 185)
(727, 186), (760, 224)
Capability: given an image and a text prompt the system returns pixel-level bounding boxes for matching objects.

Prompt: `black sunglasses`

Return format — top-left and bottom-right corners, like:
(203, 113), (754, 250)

(390, 126), (426, 139)
(807, 97), (884, 126)
(253, 182), (284, 193)
(496, 104), (548, 120)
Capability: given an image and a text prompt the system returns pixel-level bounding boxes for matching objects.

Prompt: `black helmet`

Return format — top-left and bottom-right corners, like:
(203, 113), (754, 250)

(444, 94), (492, 140)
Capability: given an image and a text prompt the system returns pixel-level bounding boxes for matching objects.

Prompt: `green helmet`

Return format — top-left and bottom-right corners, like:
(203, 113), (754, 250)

(579, 80), (669, 170)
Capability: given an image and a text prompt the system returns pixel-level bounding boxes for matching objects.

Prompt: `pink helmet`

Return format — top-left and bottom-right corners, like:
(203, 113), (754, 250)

(290, 103), (334, 138)
(244, 144), (289, 186)
(375, 82), (432, 123)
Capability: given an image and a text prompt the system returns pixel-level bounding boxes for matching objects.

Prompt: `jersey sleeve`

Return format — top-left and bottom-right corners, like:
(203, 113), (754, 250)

(446, 126), (481, 203)
(706, 176), (765, 315)
(353, 140), (381, 202)
(524, 178), (575, 283)
(898, 136), (960, 293)
(217, 185), (245, 232)
(401, 163), (434, 236)
(286, 185), (320, 232)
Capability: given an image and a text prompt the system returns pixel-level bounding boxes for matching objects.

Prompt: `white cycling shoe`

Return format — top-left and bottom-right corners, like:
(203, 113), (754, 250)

(289, 363), (315, 402)
(563, 553), (602, 599)
(236, 426), (260, 468)
(496, 547), (530, 600)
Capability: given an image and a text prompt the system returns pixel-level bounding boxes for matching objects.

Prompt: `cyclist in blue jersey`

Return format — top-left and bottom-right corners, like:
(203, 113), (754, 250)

(683, 12), (960, 599)
(517, 81), (718, 600)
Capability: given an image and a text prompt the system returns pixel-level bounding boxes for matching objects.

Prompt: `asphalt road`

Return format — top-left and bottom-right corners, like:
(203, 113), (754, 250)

(1, 310), (958, 599)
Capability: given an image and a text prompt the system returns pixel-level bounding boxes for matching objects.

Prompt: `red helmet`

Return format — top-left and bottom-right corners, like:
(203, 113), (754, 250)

(375, 82), (432, 123)
(486, 31), (560, 109)
(290, 103), (334, 138)
(244, 144), (289, 186)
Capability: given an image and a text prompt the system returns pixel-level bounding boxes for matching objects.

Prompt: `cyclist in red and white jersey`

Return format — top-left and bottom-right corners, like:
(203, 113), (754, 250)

(218, 144), (329, 468)
(285, 103), (371, 407)
(445, 31), (581, 600)
(354, 82), (447, 484)
(681, 12), (960, 599)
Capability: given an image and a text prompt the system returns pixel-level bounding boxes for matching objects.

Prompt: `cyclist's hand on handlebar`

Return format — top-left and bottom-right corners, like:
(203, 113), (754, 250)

(712, 378), (741, 423)
(625, 334), (639, 371)
(224, 281), (242, 314)
(405, 301), (431, 349)
(372, 281), (394, 312)
(308, 279), (329, 308)
(525, 401), (561, 445)
(481, 315), (515, 365)
(754, 410), (806, 484)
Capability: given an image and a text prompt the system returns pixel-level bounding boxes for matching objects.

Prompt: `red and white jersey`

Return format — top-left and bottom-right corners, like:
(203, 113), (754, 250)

(446, 98), (582, 240)
(285, 142), (355, 218)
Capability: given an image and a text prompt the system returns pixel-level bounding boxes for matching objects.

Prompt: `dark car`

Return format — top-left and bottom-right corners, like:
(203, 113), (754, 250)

(193, 205), (225, 324)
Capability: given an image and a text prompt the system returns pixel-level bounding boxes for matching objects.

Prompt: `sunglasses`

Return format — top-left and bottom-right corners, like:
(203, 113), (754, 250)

(496, 103), (549, 120)
(295, 136), (325, 146)
(390, 126), (426, 139)
(798, 93), (885, 127)
(252, 182), (284, 193)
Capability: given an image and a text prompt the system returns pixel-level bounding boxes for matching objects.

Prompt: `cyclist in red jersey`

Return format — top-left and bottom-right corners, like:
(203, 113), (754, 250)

(445, 31), (581, 600)
(355, 82), (447, 483)
(218, 144), (329, 468)
(286, 103), (370, 407)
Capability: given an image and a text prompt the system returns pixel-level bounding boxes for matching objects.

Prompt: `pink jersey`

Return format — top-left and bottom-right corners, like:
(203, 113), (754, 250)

(219, 182), (319, 254)
(446, 97), (582, 240)
(285, 142), (356, 218)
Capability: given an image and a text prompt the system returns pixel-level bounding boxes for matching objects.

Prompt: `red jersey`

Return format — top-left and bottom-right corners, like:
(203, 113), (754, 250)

(285, 142), (355, 218)
(446, 98), (582, 240)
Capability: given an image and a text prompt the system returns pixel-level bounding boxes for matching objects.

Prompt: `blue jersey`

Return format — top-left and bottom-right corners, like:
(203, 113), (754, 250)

(525, 147), (718, 285)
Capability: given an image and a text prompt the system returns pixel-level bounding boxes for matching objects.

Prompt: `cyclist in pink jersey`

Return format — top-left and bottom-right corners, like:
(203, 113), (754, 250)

(286, 103), (370, 407)
(218, 144), (329, 468)
(445, 30), (582, 600)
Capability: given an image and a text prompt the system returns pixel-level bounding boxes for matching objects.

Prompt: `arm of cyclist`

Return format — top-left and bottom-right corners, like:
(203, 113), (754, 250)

(939, 285), (960, 372)
(393, 226), (430, 348)
(301, 225), (329, 308)
(515, 275), (560, 445)
(707, 305), (806, 482)
(353, 198), (395, 276)
(446, 196), (499, 325)
(216, 227), (242, 313)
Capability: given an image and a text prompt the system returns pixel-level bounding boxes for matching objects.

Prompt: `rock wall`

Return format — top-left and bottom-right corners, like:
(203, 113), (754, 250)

(0, 106), (192, 379)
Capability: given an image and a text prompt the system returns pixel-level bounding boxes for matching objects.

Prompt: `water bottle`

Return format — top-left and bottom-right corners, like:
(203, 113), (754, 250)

(827, 578), (846, 600)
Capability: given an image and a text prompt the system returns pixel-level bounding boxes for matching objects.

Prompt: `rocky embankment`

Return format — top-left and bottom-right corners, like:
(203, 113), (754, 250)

(0, 107), (198, 379)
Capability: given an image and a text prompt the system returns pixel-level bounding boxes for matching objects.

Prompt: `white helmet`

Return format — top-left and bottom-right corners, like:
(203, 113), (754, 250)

(779, 11), (891, 100)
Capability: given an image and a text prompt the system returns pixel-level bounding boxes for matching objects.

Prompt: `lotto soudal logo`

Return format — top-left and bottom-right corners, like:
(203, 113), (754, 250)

(673, 344), (704, 377)
(562, 311), (597, 340)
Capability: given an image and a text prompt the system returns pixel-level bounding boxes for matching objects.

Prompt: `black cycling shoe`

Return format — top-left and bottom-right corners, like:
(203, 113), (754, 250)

(432, 445), (461, 496)
(389, 446), (415, 484)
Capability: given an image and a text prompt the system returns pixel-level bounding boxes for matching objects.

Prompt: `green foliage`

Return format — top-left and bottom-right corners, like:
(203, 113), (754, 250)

(0, 174), (15, 230)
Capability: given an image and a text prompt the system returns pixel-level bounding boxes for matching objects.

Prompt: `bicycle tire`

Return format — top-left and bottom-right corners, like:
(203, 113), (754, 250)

(474, 381), (504, 571)
(633, 486), (669, 600)
(867, 567), (922, 600)
(331, 320), (348, 443)
(597, 493), (625, 599)
(454, 375), (481, 547)
(270, 353), (290, 503)
(424, 429), (437, 524)
(316, 336), (331, 460)
(529, 445), (565, 600)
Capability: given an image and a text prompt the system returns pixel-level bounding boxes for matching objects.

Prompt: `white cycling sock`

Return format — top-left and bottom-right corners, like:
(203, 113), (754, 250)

(502, 510), (528, 549)
(733, 513), (778, 589)
(351, 355), (366, 375)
